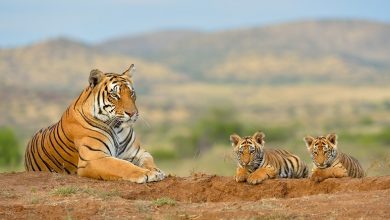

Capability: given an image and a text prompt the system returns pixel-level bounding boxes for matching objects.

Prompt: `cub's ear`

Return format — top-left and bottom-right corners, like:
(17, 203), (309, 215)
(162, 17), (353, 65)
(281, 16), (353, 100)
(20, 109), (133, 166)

(230, 134), (241, 147)
(252, 131), (265, 146)
(303, 135), (315, 149)
(89, 69), (104, 88)
(122, 64), (136, 77)
(326, 133), (338, 146)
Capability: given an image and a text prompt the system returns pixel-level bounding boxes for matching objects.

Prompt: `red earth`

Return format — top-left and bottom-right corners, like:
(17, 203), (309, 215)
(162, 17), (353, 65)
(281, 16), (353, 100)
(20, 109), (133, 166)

(0, 172), (389, 219)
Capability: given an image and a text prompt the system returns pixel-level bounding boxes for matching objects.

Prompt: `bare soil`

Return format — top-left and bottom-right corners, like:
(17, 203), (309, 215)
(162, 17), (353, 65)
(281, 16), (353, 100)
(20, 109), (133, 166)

(0, 172), (389, 219)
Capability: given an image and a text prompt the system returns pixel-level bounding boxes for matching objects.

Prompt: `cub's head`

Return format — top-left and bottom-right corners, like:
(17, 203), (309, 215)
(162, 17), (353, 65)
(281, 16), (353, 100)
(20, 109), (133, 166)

(304, 133), (338, 168)
(230, 131), (265, 169)
(88, 64), (138, 127)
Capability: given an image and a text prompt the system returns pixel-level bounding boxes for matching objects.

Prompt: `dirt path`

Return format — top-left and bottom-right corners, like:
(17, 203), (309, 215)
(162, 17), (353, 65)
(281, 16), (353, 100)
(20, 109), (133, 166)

(0, 172), (389, 219)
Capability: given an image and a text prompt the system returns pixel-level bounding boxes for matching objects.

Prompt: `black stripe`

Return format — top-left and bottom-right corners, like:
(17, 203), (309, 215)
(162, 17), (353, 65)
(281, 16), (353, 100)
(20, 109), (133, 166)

(77, 120), (116, 150)
(289, 155), (300, 174)
(79, 154), (88, 162)
(82, 144), (106, 153)
(281, 157), (291, 177)
(51, 126), (73, 157)
(35, 136), (53, 171)
(131, 146), (141, 162)
(97, 87), (103, 114)
(73, 90), (85, 111)
(47, 131), (78, 168)
(25, 146), (33, 170)
(87, 136), (112, 155)
(40, 129), (63, 171)
(59, 118), (74, 144)
(55, 123), (77, 153)
(79, 154), (110, 162)
(79, 110), (119, 148)
(30, 151), (42, 171)
(118, 130), (133, 156)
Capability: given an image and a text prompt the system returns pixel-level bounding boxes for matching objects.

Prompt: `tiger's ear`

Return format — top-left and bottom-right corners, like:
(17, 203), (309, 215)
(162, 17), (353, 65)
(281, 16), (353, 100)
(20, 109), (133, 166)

(122, 64), (136, 77)
(89, 69), (104, 87)
(252, 131), (265, 146)
(304, 135), (315, 149)
(230, 134), (241, 147)
(326, 133), (338, 146)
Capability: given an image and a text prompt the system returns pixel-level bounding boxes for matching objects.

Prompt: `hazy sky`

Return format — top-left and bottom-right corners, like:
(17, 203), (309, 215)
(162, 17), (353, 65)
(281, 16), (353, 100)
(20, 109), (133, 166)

(1, 0), (389, 47)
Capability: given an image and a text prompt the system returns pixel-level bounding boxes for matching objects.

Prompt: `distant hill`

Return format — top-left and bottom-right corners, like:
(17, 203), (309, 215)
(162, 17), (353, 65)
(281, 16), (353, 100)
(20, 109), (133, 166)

(98, 20), (390, 84)
(1, 20), (389, 88)
(0, 37), (185, 91)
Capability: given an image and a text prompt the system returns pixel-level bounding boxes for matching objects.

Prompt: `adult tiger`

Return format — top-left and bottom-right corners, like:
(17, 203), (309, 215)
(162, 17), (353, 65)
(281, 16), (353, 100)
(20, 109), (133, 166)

(304, 133), (365, 182)
(24, 65), (165, 183)
(230, 131), (308, 184)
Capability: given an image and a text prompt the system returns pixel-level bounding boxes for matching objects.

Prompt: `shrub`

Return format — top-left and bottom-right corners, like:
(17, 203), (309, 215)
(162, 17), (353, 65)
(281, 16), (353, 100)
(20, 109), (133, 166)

(150, 149), (177, 161)
(0, 127), (22, 167)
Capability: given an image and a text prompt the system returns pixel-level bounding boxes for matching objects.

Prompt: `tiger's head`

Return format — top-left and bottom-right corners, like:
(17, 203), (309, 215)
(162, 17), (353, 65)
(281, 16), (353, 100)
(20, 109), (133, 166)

(304, 133), (338, 169)
(88, 64), (138, 128)
(230, 131), (265, 171)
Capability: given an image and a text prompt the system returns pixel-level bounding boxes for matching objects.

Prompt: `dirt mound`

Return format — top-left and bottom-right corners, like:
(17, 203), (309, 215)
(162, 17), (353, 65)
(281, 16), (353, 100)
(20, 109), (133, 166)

(1, 172), (389, 219)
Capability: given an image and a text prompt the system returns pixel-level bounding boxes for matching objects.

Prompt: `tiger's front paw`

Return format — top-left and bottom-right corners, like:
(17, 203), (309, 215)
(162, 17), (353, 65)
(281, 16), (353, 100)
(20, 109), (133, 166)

(332, 167), (348, 178)
(247, 172), (268, 185)
(310, 169), (326, 182)
(145, 169), (165, 182)
(235, 174), (247, 182)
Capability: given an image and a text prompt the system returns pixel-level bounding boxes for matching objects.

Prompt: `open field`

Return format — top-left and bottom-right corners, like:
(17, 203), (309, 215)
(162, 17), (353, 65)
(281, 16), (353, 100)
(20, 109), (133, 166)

(0, 172), (389, 219)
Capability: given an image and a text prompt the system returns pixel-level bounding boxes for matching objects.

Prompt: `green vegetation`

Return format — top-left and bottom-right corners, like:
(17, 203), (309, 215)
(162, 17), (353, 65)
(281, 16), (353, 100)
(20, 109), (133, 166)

(340, 127), (390, 146)
(0, 127), (22, 168)
(166, 107), (299, 159)
(153, 197), (176, 206)
(51, 186), (78, 196)
(30, 196), (40, 204)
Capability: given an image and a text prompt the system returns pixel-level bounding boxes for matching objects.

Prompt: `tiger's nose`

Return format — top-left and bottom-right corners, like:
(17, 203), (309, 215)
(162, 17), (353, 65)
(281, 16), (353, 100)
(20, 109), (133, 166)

(125, 111), (138, 117)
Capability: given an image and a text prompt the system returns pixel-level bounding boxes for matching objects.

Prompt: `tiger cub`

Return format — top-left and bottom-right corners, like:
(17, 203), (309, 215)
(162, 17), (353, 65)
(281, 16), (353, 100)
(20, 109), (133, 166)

(304, 133), (365, 182)
(230, 131), (308, 184)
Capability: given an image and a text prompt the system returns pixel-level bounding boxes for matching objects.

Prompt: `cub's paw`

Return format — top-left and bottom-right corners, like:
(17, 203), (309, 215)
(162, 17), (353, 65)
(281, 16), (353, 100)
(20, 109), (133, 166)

(310, 170), (326, 182)
(247, 172), (268, 185)
(332, 167), (348, 178)
(146, 169), (165, 182)
(235, 174), (247, 182)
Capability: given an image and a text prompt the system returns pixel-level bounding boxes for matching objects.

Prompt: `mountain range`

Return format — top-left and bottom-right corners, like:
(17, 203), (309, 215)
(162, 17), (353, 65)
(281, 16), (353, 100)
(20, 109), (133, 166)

(1, 19), (389, 91)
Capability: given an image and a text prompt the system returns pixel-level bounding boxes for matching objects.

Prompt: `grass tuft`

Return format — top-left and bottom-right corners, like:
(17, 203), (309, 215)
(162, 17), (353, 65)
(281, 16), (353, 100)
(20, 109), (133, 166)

(153, 197), (176, 207)
(51, 186), (78, 196)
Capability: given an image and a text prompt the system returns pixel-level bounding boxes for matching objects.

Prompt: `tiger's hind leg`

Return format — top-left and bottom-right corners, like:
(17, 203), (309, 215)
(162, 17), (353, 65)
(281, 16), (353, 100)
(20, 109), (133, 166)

(247, 165), (277, 185)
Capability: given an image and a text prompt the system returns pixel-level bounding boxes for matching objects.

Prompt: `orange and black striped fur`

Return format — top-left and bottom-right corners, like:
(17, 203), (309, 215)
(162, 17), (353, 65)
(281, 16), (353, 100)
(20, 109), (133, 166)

(24, 65), (165, 183)
(304, 133), (365, 182)
(230, 131), (308, 184)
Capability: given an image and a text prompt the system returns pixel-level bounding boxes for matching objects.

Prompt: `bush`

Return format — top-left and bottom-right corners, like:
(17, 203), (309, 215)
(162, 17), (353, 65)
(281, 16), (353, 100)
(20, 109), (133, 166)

(340, 127), (390, 146)
(377, 127), (390, 145)
(150, 149), (177, 161)
(0, 127), (22, 167)
(172, 107), (244, 157)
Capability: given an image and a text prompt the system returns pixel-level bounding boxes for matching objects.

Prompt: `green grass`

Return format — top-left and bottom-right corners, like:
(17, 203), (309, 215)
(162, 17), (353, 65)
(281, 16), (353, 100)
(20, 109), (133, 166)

(30, 196), (40, 204)
(153, 197), (176, 207)
(51, 186), (78, 196)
